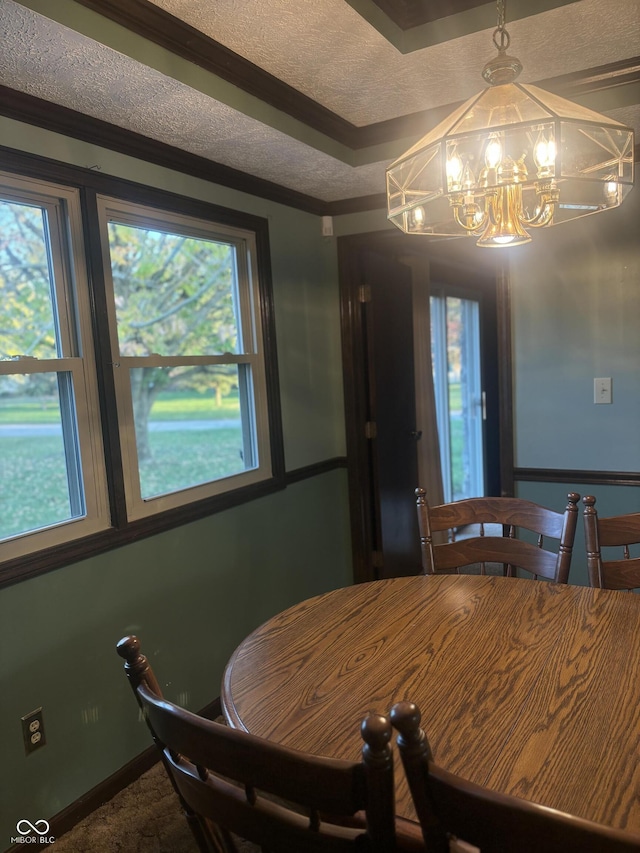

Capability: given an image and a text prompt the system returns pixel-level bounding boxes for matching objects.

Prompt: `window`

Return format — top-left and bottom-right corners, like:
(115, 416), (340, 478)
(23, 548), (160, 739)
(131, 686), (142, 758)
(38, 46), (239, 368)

(0, 159), (282, 579)
(96, 198), (273, 519)
(0, 174), (109, 559)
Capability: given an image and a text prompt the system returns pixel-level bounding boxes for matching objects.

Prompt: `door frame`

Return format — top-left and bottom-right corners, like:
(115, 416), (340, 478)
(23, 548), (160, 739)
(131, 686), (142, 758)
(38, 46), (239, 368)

(337, 230), (514, 584)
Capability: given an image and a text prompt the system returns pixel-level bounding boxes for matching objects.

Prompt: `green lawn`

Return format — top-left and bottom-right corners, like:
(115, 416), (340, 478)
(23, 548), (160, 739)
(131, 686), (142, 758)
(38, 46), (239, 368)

(450, 416), (464, 499)
(448, 382), (462, 412)
(0, 396), (62, 424)
(0, 424), (247, 539)
(0, 391), (241, 424)
(139, 427), (246, 498)
(0, 435), (76, 538)
(145, 391), (241, 421)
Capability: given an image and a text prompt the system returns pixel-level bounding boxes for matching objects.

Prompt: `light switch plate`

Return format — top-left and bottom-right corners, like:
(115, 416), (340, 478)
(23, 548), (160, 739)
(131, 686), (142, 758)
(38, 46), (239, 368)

(594, 377), (612, 404)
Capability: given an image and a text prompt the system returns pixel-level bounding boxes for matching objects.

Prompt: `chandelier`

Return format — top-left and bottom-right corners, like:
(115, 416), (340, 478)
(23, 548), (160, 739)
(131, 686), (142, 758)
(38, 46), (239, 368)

(386, 0), (635, 248)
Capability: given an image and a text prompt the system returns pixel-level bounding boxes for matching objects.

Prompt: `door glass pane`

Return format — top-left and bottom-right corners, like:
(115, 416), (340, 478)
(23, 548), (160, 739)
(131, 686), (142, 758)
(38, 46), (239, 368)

(0, 199), (59, 359)
(431, 293), (484, 502)
(0, 372), (84, 540)
(107, 222), (240, 356)
(131, 365), (255, 499)
(447, 297), (483, 501)
(430, 294), (451, 499)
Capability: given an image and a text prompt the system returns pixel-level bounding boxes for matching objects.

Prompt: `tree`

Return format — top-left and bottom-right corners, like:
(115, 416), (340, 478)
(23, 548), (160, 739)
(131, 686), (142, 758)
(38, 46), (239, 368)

(0, 200), (59, 400)
(1, 205), (241, 460)
(107, 222), (240, 460)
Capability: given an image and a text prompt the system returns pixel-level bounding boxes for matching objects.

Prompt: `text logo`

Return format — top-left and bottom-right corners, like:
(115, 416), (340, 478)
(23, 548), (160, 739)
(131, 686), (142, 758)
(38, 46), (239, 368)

(12, 819), (55, 844)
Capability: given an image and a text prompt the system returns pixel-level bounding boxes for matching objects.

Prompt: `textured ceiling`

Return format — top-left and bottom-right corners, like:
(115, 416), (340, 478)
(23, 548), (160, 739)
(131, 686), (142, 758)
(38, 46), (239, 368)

(1, 0), (639, 205)
(147, 0), (640, 124)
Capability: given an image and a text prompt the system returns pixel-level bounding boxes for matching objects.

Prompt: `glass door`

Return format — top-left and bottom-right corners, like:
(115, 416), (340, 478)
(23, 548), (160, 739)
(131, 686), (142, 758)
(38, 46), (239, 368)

(431, 291), (485, 502)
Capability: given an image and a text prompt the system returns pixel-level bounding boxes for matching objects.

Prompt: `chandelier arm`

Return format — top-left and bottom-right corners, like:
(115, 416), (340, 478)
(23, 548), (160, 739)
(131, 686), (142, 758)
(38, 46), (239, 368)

(384, 0), (634, 247)
(519, 183), (559, 227)
(451, 201), (489, 234)
(519, 202), (556, 228)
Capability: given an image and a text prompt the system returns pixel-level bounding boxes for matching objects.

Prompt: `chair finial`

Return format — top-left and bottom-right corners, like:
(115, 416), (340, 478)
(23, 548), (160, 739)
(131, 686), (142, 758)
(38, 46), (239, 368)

(361, 712), (392, 752)
(116, 635), (141, 664)
(390, 701), (421, 736)
(391, 701), (434, 761)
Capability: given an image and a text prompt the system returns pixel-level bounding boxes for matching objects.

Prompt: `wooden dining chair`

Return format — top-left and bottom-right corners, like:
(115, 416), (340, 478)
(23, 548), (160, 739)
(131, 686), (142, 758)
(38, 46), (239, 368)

(582, 495), (640, 590)
(415, 488), (580, 583)
(390, 700), (640, 853)
(117, 635), (423, 853)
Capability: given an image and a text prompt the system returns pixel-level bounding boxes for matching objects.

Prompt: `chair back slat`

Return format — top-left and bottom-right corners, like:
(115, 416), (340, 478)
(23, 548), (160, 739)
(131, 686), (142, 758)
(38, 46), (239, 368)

(428, 498), (567, 539)
(583, 496), (640, 590)
(417, 489), (579, 583)
(169, 758), (360, 853)
(433, 537), (559, 579)
(139, 685), (365, 813)
(391, 701), (640, 853)
(117, 636), (416, 853)
(595, 513), (640, 548)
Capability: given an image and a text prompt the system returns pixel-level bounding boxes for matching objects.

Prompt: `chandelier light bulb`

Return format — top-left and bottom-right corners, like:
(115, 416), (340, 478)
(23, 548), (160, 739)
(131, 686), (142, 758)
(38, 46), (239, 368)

(386, 0), (634, 247)
(605, 180), (619, 203)
(485, 137), (502, 170)
(534, 135), (556, 170)
(446, 153), (464, 189)
(461, 162), (477, 201)
(412, 206), (425, 226)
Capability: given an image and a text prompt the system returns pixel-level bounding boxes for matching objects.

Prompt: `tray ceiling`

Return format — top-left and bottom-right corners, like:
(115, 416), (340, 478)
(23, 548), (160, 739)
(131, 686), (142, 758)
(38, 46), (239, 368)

(1, 0), (639, 210)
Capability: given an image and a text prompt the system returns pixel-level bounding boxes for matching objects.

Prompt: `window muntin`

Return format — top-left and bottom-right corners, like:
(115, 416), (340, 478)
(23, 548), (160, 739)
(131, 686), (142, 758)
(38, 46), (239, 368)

(98, 198), (272, 519)
(0, 176), (109, 557)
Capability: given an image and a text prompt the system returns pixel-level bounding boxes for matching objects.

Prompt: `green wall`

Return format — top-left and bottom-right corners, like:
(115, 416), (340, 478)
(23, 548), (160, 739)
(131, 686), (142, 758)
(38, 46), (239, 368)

(0, 118), (352, 846)
(510, 187), (640, 473)
(510, 187), (640, 586)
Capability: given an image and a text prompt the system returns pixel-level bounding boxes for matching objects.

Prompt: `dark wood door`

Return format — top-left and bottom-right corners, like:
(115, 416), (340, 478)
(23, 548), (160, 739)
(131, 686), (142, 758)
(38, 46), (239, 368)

(362, 251), (422, 578)
(338, 232), (507, 585)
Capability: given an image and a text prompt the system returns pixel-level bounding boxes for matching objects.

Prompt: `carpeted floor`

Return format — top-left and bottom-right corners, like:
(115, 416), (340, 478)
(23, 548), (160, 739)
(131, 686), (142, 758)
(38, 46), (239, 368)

(45, 761), (259, 853)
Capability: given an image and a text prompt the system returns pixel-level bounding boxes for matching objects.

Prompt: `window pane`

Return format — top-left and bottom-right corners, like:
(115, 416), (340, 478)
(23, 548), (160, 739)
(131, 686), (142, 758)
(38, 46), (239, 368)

(131, 365), (254, 499)
(0, 372), (85, 541)
(446, 296), (483, 501)
(107, 222), (240, 356)
(431, 293), (484, 502)
(0, 199), (58, 359)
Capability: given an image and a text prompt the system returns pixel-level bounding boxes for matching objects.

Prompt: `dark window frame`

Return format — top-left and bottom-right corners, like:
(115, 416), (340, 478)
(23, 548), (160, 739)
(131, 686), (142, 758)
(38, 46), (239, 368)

(0, 145), (285, 589)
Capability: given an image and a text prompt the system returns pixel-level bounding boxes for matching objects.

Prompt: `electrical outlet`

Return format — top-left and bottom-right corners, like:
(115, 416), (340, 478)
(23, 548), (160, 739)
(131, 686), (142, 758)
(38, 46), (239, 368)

(21, 708), (46, 755)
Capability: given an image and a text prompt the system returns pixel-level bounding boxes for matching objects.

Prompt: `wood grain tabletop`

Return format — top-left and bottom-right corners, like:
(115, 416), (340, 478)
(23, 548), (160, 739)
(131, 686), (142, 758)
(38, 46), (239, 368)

(222, 574), (640, 833)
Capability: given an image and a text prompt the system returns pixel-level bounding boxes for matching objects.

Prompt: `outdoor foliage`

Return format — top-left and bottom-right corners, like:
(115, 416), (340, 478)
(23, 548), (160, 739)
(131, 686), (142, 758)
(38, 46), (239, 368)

(0, 200), (56, 361)
(0, 201), (249, 541)
(108, 222), (241, 459)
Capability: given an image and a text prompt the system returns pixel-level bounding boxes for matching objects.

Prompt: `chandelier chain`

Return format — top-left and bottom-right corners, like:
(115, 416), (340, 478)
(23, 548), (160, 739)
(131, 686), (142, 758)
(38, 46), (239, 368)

(493, 0), (510, 51)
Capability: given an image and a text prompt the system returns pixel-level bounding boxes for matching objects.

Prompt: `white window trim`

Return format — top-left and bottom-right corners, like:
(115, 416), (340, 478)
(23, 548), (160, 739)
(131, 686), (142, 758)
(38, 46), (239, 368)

(95, 196), (273, 521)
(0, 173), (110, 560)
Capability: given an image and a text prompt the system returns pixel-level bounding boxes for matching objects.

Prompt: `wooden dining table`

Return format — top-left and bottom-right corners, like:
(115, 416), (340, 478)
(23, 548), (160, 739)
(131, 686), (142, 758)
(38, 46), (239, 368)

(222, 573), (640, 834)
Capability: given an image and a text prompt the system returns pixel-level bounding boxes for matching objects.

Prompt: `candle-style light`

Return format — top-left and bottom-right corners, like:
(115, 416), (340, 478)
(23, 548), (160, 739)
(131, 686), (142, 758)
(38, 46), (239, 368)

(386, 0), (635, 247)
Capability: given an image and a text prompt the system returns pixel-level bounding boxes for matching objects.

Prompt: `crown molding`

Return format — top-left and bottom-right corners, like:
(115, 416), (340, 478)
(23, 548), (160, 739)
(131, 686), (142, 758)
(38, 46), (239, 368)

(0, 85), (330, 215)
(71, 0), (640, 149)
